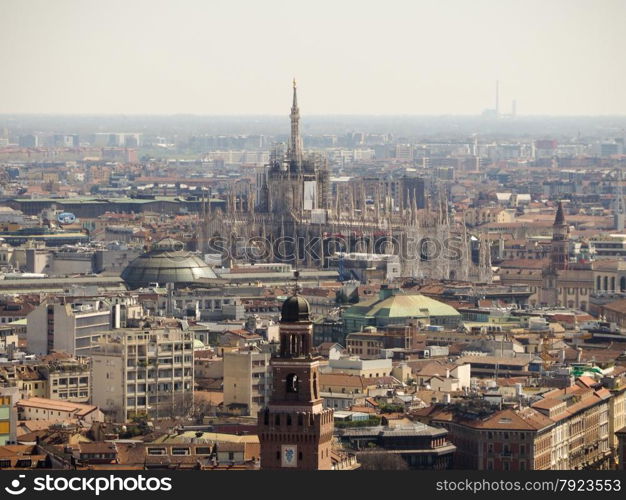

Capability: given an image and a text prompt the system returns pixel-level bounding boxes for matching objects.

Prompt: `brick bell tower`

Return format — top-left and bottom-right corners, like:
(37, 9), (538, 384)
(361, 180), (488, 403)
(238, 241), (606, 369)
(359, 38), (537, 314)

(257, 274), (334, 470)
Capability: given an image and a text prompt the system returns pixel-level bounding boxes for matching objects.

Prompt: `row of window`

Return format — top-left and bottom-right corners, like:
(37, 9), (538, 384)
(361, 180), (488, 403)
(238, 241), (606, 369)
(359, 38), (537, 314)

(147, 447), (211, 456)
(486, 459), (527, 471)
(486, 431), (527, 440)
(52, 377), (89, 385)
(51, 390), (88, 398)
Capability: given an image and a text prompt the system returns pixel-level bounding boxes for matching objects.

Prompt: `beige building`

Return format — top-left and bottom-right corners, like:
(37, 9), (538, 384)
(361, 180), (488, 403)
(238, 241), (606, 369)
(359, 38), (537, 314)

(608, 380), (626, 465)
(531, 380), (612, 469)
(223, 347), (271, 416)
(0, 365), (47, 399)
(326, 356), (392, 378)
(592, 259), (626, 293)
(40, 358), (91, 403)
(16, 397), (104, 424)
(90, 326), (194, 422)
(464, 207), (515, 227)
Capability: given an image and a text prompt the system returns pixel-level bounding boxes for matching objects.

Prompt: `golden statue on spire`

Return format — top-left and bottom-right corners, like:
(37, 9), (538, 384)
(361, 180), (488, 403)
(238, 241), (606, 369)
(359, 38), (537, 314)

(293, 77), (296, 88)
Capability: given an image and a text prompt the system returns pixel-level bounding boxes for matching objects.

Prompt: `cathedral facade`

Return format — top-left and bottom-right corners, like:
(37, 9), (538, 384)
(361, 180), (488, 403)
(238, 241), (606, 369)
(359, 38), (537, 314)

(203, 82), (489, 282)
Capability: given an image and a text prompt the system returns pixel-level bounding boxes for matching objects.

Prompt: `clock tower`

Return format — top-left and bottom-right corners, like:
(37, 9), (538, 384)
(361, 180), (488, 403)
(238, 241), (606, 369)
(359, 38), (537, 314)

(257, 285), (334, 470)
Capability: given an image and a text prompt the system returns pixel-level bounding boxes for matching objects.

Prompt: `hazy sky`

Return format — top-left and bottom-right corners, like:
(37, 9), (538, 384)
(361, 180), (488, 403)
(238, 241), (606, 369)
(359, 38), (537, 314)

(1, 0), (624, 115)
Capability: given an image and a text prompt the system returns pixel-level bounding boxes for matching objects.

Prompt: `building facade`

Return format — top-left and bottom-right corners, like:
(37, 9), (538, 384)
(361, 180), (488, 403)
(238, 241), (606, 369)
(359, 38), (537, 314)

(223, 347), (271, 416)
(91, 326), (194, 422)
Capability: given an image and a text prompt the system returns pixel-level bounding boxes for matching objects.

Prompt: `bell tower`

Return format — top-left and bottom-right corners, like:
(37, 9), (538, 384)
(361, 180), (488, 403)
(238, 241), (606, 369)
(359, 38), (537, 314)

(550, 200), (569, 271)
(257, 275), (334, 470)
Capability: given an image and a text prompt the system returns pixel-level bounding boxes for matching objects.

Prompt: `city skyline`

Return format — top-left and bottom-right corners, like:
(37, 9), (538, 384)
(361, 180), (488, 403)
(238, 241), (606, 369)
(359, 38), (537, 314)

(0, 0), (625, 116)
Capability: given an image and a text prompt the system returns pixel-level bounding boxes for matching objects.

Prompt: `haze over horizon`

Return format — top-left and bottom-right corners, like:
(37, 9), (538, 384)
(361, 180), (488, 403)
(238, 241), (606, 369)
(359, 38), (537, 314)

(1, 0), (624, 116)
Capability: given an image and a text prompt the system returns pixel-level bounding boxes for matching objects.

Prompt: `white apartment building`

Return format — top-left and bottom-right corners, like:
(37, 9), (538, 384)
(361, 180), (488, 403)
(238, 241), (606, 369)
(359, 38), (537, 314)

(90, 327), (194, 422)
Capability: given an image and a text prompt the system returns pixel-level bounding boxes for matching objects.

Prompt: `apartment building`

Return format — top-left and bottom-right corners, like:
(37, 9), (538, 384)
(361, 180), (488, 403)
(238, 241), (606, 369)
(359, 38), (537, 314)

(428, 405), (554, 471)
(223, 347), (271, 416)
(27, 300), (112, 356)
(606, 377), (626, 465)
(90, 325), (194, 422)
(463, 207), (515, 227)
(0, 356), (90, 403)
(346, 324), (421, 358)
(419, 377), (617, 470)
(39, 357), (91, 403)
(0, 365), (47, 399)
(531, 379), (612, 469)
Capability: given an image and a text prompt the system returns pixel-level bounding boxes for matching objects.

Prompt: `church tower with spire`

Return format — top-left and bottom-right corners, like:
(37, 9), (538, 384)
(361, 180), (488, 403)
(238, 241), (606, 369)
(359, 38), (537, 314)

(257, 273), (334, 469)
(550, 200), (569, 271)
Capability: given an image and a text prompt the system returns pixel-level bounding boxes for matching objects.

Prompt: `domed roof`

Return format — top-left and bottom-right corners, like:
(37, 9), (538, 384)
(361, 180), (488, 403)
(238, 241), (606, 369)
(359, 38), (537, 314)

(281, 294), (310, 323)
(121, 238), (217, 289)
(344, 289), (461, 320)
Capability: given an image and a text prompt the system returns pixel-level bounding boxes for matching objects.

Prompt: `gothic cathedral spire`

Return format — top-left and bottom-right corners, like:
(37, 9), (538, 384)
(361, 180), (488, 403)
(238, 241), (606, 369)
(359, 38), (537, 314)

(289, 78), (303, 168)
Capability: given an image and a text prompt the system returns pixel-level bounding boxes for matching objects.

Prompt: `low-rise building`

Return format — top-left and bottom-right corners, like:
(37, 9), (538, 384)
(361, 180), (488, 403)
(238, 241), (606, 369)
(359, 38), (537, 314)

(16, 397), (104, 424)
(327, 356), (393, 378)
(337, 422), (456, 469)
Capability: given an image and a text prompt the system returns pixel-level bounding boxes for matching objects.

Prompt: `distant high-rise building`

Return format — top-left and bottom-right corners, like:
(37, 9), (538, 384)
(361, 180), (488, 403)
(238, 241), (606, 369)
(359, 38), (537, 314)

(18, 134), (38, 148)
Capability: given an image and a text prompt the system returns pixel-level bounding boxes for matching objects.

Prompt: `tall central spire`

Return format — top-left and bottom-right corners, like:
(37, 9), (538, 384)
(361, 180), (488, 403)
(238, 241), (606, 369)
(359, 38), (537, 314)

(289, 78), (303, 168)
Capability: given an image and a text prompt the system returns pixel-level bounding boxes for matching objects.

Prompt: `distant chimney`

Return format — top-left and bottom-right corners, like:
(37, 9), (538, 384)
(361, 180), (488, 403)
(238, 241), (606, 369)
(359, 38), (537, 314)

(495, 80), (500, 117)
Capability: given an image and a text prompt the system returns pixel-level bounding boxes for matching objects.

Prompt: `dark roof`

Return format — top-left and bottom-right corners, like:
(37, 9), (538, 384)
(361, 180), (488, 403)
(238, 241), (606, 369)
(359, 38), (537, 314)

(554, 200), (565, 225)
(281, 294), (310, 323)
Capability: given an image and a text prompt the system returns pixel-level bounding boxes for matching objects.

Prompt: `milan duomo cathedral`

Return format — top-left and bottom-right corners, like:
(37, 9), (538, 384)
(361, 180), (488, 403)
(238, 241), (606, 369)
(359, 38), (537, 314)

(202, 81), (492, 282)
